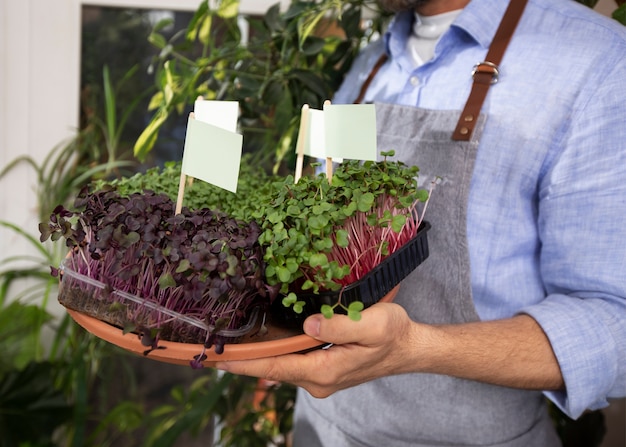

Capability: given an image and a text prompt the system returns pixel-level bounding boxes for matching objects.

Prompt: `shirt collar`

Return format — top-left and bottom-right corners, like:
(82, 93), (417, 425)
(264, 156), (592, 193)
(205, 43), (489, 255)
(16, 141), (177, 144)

(383, 0), (511, 57)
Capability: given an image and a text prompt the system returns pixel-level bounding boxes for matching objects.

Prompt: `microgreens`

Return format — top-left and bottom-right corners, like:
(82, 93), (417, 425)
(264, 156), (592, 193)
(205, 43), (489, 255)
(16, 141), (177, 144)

(40, 186), (272, 367)
(255, 150), (433, 319)
(42, 150), (432, 364)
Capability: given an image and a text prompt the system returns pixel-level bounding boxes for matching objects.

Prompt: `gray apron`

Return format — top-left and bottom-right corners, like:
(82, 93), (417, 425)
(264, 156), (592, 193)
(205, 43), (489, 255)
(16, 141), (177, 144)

(292, 103), (561, 446)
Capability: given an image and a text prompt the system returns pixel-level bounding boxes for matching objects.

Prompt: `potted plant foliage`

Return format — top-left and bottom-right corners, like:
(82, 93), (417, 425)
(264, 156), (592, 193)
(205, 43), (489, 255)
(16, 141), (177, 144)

(134, 0), (389, 171)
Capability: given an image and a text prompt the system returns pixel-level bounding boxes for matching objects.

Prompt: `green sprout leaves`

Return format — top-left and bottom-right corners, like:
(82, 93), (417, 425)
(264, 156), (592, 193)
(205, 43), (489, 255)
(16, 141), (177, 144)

(320, 304), (334, 319)
(282, 292), (305, 314)
(257, 154), (431, 318)
(321, 301), (364, 321)
(75, 152), (432, 325)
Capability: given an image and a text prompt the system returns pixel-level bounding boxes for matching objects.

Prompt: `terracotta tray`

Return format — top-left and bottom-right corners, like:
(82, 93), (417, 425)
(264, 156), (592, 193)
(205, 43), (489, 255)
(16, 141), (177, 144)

(67, 285), (399, 367)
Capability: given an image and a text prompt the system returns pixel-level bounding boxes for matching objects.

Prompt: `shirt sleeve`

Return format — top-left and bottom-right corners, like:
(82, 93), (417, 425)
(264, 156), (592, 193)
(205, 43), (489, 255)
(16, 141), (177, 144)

(520, 55), (626, 419)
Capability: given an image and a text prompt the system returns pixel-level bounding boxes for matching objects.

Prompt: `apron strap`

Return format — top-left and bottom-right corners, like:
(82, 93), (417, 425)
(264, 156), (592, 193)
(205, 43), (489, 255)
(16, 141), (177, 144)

(354, 0), (529, 141)
(354, 53), (389, 105)
(452, 0), (529, 140)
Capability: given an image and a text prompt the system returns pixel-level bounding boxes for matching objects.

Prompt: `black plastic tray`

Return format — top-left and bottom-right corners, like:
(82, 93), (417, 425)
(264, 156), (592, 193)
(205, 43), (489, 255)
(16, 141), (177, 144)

(270, 221), (431, 327)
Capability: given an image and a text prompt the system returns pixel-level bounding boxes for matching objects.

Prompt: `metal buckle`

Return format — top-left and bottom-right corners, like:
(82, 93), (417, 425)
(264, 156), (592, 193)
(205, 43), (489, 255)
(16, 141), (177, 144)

(472, 61), (500, 84)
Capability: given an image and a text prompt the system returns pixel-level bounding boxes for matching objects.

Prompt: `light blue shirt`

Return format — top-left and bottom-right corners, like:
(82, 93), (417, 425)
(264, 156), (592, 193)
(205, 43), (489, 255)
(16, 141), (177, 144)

(334, 0), (626, 420)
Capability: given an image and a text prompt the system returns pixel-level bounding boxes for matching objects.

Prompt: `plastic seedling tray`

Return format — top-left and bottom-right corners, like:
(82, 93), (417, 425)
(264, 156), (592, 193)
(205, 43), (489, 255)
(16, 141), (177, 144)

(58, 261), (259, 345)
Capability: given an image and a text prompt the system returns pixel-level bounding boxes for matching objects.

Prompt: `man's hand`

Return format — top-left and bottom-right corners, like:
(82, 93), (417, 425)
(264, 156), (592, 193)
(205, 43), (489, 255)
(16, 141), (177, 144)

(216, 302), (420, 397)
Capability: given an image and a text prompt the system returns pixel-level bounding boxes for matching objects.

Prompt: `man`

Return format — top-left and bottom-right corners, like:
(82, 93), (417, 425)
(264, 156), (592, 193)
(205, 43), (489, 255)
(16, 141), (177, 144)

(217, 0), (626, 445)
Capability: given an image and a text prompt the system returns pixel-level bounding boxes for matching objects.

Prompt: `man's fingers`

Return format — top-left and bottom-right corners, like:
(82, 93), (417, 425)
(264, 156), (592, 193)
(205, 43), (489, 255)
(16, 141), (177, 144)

(303, 302), (405, 346)
(216, 351), (321, 383)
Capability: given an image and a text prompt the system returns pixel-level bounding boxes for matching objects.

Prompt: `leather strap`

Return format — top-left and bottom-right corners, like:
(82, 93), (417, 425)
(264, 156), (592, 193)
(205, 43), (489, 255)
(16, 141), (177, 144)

(354, 0), (529, 141)
(354, 53), (389, 104)
(452, 0), (529, 140)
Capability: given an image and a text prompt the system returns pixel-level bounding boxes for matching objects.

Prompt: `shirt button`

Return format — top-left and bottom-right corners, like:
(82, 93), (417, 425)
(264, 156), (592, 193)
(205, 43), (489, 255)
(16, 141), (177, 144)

(409, 76), (419, 86)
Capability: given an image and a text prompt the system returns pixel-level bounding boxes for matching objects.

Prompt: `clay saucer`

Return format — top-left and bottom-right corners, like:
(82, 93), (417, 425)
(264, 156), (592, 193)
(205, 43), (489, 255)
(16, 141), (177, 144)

(66, 285), (400, 367)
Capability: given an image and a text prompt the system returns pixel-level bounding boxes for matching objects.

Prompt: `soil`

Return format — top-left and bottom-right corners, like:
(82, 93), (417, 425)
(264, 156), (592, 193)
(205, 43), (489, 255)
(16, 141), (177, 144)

(58, 285), (209, 344)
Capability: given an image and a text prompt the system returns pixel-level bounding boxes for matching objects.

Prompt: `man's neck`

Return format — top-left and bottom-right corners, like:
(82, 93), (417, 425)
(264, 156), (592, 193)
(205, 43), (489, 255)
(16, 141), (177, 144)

(417, 0), (470, 16)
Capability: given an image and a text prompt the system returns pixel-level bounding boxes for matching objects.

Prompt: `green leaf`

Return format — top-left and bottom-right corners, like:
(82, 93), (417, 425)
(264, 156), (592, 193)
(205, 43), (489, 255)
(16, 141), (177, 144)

(217, 0), (240, 19)
(308, 215), (329, 231)
(356, 192), (375, 212)
(309, 253), (328, 268)
(175, 259), (191, 274)
(290, 69), (329, 98)
(282, 293), (297, 307)
(0, 301), (51, 372)
(186, 1), (209, 41)
(91, 401), (144, 434)
(267, 211), (283, 224)
(391, 214), (407, 233)
(286, 204), (301, 216)
(348, 301), (364, 312)
(347, 301), (364, 321)
(148, 32), (167, 49)
(366, 213), (378, 226)
(292, 301), (305, 314)
(347, 309), (362, 321)
(301, 279), (315, 290)
(149, 373), (234, 447)
(134, 109), (168, 162)
(123, 322), (137, 334)
(285, 257), (299, 273)
(225, 254), (239, 276)
(147, 91), (163, 111)
(342, 201), (357, 216)
(312, 237), (333, 252)
(273, 227), (288, 243)
(301, 36), (325, 55)
(198, 15), (213, 46)
(340, 5), (363, 39)
(276, 266), (292, 283)
(416, 189), (430, 202)
(158, 272), (176, 288)
(263, 3), (283, 32)
(297, 10), (325, 45)
(335, 229), (349, 248)
(321, 304), (334, 319)
(152, 17), (175, 33)
(284, 1), (308, 19)
(124, 231), (141, 246)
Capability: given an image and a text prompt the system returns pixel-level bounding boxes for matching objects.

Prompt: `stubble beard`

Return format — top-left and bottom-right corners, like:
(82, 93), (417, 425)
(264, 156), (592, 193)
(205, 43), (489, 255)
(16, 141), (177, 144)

(378, 0), (431, 13)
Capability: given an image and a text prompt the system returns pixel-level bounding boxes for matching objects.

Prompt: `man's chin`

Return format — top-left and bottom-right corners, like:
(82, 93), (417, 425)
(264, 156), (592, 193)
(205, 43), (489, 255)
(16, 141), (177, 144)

(377, 0), (431, 13)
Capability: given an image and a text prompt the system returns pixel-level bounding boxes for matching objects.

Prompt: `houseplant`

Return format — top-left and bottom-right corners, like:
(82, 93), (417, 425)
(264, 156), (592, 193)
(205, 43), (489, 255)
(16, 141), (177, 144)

(134, 0), (389, 172)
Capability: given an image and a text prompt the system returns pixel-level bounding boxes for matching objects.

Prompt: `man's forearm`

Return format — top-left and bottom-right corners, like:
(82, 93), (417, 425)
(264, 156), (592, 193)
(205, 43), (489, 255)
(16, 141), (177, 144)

(412, 314), (565, 390)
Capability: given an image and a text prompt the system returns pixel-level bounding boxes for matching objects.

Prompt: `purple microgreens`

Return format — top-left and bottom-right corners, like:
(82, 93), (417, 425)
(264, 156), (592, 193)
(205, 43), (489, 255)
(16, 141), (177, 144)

(42, 187), (272, 365)
(190, 349), (208, 369)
